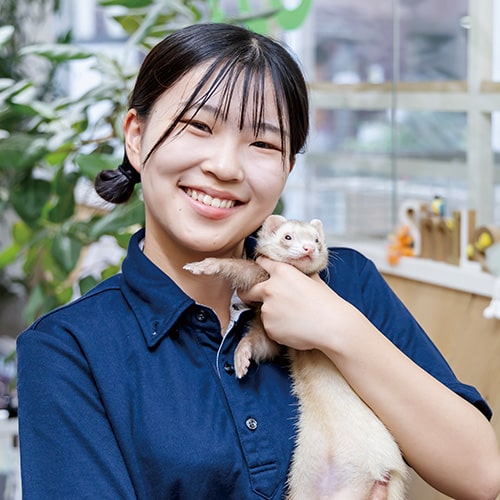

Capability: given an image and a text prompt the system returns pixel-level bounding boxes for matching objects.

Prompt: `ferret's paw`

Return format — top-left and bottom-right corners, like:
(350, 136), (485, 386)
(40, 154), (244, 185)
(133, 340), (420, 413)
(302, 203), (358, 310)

(183, 258), (219, 275)
(234, 340), (253, 379)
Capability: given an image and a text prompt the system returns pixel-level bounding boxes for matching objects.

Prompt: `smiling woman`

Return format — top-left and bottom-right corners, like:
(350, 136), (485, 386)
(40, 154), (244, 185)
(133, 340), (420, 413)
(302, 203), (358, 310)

(114, 28), (304, 275)
(184, 188), (238, 209)
(15, 22), (500, 500)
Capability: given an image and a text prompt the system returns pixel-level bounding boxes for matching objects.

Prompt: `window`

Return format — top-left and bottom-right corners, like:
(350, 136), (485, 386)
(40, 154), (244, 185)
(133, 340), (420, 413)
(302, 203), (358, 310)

(283, 0), (500, 242)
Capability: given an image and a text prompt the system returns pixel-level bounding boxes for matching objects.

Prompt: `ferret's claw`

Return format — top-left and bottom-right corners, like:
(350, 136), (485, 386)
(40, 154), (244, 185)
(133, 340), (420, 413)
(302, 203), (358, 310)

(183, 262), (202, 274)
(183, 258), (220, 275)
(234, 340), (253, 379)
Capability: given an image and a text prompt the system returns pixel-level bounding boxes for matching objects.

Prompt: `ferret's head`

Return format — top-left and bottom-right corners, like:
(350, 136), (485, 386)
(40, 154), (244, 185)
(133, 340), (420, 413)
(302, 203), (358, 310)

(255, 215), (329, 275)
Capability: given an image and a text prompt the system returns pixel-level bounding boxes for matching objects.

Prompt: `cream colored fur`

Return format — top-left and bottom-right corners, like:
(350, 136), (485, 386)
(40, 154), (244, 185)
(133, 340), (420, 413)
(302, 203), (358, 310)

(184, 215), (408, 499)
(287, 349), (408, 499)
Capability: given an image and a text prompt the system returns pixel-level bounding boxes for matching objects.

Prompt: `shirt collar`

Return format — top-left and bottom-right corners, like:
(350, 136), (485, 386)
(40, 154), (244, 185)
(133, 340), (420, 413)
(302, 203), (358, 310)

(120, 229), (258, 349)
(121, 229), (194, 348)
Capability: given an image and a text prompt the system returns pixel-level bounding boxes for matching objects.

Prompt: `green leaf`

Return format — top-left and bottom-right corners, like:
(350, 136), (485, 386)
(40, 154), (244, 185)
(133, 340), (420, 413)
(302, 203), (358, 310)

(0, 78), (15, 92)
(19, 44), (94, 63)
(101, 263), (121, 280)
(22, 243), (42, 278)
(45, 146), (72, 167)
(47, 173), (77, 223)
(12, 221), (33, 245)
(23, 282), (64, 323)
(0, 133), (49, 170)
(23, 284), (46, 323)
(270, 0), (312, 30)
(0, 26), (14, 49)
(67, 220), (94, 242)
(115, 232), (133, 248)
(47, 182), (75, 223)
(55, 285), (74, 305)
(72, 116), (90, 134)
(9, 100), (56, 120)
(0, 243), (21, 269)
(11, 176), (52, 224)
(4, 350), (16, 364)
(0, 80), (33, 102)
(40, 244), (67, 282)
(51, 233), (83, 274)
(99, 0), (153, 7)
(78, 275), (99, 295)
(89, 200), (144, 239)
(74, 153), (119, 180)
(123, 3), (164, 47)
(109, 14), (143, 37)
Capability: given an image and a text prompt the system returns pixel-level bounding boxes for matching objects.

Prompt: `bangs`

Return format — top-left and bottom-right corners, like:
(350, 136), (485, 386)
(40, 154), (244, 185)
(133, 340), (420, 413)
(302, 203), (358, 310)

(194, 58), (286, 147)
(143, 55), (289, 167)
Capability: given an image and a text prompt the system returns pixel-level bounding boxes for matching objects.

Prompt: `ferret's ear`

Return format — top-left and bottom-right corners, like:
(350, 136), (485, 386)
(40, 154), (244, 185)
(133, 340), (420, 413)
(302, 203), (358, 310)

(261, 214), (287, 235)
(310, 219), (324, 240)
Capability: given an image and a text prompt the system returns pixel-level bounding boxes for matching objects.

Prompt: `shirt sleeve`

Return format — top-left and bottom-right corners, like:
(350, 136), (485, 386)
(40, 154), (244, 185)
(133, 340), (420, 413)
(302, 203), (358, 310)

(16, 327), (137, 499)
(330, 250), (492, 420)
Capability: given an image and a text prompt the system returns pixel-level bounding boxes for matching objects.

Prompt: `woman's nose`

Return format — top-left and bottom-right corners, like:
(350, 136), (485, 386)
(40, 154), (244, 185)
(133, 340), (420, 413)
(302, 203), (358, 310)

(201, 135), (244, 182)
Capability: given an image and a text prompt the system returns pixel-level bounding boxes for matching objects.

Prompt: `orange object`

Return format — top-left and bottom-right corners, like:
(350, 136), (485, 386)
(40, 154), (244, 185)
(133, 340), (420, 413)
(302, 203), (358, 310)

(387, 225), (415, 265)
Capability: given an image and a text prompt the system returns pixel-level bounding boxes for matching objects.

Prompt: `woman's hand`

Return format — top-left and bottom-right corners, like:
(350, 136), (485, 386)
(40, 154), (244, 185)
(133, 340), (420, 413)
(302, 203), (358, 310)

(237, 256), (352, 351)
(238, 256), (500, 500)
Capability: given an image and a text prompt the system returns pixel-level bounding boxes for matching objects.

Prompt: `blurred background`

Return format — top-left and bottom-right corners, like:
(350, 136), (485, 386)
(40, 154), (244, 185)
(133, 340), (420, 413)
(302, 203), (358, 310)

(1, 1), (499, 499)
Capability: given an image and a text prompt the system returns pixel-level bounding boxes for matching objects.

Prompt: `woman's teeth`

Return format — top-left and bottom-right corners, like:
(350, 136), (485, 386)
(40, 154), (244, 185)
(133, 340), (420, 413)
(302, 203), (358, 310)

(185, 188), (236, 209)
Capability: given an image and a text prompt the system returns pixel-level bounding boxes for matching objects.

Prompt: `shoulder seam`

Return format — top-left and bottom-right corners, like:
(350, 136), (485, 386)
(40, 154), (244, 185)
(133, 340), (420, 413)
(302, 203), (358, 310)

(30, 276), (122, 328)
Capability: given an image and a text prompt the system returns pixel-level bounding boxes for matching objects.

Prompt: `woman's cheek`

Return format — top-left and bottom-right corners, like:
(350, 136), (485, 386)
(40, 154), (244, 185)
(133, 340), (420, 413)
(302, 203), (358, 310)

(261, 165), (289, 199)
(248, 152), (289, 188)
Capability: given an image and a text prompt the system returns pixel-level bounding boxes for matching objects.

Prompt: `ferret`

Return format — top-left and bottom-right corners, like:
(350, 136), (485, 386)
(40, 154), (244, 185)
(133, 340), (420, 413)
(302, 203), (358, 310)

(184, 215), (408, 500)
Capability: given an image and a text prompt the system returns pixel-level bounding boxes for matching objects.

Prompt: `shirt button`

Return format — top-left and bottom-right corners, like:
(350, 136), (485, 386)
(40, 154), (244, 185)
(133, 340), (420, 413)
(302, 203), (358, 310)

(245, 417), (258, 431)
(223, 362), (235, 375)
(195, 309), (207, 322)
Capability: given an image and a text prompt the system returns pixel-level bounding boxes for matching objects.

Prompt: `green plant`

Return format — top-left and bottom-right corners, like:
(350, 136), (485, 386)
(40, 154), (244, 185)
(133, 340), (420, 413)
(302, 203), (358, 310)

(0, 0), (310, 326)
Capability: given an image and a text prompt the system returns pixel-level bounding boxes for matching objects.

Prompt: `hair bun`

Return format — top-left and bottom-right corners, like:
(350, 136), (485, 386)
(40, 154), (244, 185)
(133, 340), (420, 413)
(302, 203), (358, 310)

(118, 163), (141, 185)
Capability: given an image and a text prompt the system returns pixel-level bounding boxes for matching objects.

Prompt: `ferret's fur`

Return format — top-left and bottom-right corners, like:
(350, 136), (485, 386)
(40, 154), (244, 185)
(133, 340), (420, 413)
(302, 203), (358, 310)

(184, 215), (408, 499)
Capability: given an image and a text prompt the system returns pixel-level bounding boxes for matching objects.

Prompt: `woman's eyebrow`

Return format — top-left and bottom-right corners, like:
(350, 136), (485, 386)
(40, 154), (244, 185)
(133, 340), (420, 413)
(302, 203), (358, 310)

(184, 102), (288, 137)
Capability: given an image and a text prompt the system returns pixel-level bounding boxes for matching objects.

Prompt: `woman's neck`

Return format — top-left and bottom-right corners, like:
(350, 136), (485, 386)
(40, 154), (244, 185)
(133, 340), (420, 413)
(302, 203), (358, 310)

(142, 235), (242, 334)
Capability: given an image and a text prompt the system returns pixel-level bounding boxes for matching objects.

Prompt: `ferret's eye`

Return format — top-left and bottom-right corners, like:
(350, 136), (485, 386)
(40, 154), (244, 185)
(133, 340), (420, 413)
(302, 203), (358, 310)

(284, 234), (292, 240)
(315, 238), (319, 243)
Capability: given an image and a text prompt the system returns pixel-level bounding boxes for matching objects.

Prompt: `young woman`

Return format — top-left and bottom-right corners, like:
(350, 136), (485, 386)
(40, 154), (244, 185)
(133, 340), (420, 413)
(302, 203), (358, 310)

(17, 23), (500, 499)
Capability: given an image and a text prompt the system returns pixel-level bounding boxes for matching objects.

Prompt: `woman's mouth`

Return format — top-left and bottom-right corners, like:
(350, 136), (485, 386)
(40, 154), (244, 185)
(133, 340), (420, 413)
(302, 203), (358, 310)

(184, 188), (238, 209)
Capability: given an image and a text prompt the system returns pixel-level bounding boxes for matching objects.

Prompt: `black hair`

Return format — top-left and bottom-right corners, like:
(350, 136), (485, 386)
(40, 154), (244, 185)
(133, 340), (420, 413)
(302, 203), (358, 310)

(94, 22), (309, 204)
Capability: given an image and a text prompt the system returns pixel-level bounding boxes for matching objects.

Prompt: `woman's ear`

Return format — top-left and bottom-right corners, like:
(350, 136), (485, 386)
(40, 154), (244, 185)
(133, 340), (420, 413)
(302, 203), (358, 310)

(123, 109), (142, 173)
(289, 157), (296, 174)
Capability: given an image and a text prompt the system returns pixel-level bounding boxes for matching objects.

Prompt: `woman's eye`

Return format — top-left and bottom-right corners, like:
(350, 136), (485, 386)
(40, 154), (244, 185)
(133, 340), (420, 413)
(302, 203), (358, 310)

(189, 121), (211, 133)
(180, 118), (211, 134)
(252, 140), (280, 151)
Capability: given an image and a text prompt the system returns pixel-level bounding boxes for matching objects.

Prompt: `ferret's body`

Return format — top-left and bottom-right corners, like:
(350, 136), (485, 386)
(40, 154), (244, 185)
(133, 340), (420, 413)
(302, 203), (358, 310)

(287, 348), (407, 500)
(184, 215), (408, 499)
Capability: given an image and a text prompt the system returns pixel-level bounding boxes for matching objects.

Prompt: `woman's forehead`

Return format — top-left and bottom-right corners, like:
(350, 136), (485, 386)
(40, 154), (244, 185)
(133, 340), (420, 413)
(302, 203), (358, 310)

(159, 62), (285, 127)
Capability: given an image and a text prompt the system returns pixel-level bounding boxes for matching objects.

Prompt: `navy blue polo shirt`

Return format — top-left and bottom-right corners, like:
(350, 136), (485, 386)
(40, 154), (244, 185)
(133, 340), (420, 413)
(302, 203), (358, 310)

(17, 229), (491, 499)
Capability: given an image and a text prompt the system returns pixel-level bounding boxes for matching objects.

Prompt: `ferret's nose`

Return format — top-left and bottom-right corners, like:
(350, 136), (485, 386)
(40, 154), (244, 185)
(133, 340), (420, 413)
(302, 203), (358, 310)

(302, 244), (315, 255)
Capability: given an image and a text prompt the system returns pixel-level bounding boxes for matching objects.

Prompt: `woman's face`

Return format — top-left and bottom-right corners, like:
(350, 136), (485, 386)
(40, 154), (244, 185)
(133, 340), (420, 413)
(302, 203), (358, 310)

(124, 64), (293, 263)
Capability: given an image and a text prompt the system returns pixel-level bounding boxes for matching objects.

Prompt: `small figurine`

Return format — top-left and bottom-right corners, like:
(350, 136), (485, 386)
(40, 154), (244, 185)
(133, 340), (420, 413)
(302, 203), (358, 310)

(387, 225), (415, 266)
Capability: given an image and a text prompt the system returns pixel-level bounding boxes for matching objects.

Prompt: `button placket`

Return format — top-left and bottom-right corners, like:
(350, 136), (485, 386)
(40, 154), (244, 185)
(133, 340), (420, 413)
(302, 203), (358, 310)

(213, 311), (283, 497)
